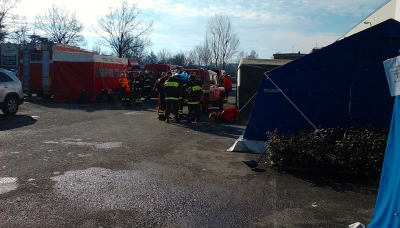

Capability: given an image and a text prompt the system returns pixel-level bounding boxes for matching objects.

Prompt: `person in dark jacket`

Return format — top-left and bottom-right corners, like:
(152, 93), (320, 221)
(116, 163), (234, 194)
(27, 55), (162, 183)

(153, 72), (169, 120)
(223, 75), (232, 101)
(184, 73), (202, 123)
(142, 72), (152, 101)
(164, 73), (183, 123)
(130, 72), (144, 106)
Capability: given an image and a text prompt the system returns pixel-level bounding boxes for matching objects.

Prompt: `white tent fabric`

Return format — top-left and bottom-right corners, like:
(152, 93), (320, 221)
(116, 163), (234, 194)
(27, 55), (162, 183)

(227, 134), (266, 154)
(53, 51), (128, 65)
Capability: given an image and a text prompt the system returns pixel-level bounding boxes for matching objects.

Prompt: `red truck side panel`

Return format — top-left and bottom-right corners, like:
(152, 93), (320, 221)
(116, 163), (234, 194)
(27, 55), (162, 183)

(30, 64), (43, 94)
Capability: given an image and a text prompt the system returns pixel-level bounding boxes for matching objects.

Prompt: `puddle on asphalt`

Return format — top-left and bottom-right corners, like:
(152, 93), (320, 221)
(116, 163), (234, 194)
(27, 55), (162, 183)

(0, 177), (18, 194)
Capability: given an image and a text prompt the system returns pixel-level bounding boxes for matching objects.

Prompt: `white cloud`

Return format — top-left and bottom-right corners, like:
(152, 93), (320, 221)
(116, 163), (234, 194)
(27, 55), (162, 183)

(13, 0), (389, 58)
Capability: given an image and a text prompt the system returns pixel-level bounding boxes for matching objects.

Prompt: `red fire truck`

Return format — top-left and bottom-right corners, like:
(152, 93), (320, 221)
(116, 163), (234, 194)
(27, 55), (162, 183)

(19, 43), (128, 102)
(184, 68), (226, 113)
(143, 63), (180, 96)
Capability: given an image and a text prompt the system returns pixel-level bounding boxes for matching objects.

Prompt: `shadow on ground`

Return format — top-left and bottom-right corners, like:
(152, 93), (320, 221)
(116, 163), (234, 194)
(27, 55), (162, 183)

(0, 115), (37, 131)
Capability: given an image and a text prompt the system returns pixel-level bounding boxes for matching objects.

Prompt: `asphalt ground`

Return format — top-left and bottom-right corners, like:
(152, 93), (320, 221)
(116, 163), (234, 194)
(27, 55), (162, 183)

(0, 86), (378, 228)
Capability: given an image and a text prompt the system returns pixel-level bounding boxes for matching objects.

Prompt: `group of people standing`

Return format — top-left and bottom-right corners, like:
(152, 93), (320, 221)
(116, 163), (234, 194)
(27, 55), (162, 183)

(119, 72), (152, 107)
(120, 69), (234, 124)
(153, 70), (203, 124)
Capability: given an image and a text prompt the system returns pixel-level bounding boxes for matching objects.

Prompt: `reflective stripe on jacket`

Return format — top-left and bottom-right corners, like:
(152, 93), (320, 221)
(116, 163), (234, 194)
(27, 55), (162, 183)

(184, 81), (202, 103)
(119, 77), (131, 92)
(164, 77), (182, 100)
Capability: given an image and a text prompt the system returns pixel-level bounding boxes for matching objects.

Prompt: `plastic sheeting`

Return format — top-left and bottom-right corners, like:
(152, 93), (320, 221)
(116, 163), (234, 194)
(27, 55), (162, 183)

(175, 71), (189, 82)
(368, 96), (400, 227)
(227, 134), (266, 154)
(242, 19), (400, 142)
(237, 59), (291, 119)
(51, 52), (128, 102)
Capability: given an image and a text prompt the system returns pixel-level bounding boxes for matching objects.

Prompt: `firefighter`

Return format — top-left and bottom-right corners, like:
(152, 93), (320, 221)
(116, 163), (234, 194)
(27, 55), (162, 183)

(176, 68), (186, 119)
(164, 72), (183, 123)
(131, 72), (144, 106)
(184, 73), (202, 123)
(142, 72), (152, 101)
(194, 72), (203, 86)
(153, 71), (169, 121)
(119, 73), (131, 106)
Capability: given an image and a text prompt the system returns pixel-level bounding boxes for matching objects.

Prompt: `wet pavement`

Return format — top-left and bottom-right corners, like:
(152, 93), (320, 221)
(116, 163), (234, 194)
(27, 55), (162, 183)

(0, 89), (378, 227)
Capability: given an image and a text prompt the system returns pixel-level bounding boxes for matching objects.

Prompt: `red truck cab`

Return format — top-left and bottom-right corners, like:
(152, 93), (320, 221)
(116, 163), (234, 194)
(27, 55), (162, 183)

(184, 68), (226, 113)
(143, 63), (179, 96)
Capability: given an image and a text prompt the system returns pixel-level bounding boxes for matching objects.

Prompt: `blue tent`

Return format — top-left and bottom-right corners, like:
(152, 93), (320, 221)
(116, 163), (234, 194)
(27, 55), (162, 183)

(368, 95), (400, 227)
(241, 19), (400, 145)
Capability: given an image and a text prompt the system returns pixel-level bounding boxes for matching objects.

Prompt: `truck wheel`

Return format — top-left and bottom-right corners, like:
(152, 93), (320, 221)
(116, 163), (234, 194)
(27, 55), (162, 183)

(2, 95), (19, 115)
(201, 95), (209, 114)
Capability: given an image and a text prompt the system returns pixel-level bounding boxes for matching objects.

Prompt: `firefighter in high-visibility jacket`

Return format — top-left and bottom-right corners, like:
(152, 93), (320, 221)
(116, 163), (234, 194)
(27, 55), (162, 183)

(164, 73), (183, 123)
(131, 72), (144, 106)
(142, 72), (152, 101)
(153, 71), (169, 120)
(184, 73), (202, 123)
(119, 73), (131, 106)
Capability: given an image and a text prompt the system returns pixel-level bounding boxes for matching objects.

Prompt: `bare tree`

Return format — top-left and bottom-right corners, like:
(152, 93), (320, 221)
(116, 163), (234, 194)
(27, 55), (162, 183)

(34, 4), (85, 46)
(91, 45), (102, 54)
(132, 48), (148, 65)
(125, 37), (150, 64)
(93, 0), (153, 58)
(247, 50), (259, 59)
(190, 45), (203, 67)
(234, 50), (246, 63)
(206, 14), (240, 69)
(200, 37), (212, 68)
(187, 49), (197, 68)
(0, 0), (20, 42)
(171, 52), (186, 66)
(146, 50), (157, 64)
(157, 48), (172, 64)
(7, 14), (28, 44)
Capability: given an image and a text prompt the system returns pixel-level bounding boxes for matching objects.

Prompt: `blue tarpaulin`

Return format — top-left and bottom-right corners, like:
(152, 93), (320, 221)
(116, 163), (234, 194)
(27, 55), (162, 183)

(368, 96), (400, 227)
(175, 71), (189, 82)
(243, 19), (400, 142)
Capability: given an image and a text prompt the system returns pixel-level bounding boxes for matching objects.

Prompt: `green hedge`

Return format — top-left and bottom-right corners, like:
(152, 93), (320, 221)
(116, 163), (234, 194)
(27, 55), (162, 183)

(266, 126), (388, 177)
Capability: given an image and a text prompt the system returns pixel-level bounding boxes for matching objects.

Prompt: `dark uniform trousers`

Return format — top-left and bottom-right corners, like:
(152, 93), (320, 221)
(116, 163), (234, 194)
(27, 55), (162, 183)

(133, 79), (143, 106)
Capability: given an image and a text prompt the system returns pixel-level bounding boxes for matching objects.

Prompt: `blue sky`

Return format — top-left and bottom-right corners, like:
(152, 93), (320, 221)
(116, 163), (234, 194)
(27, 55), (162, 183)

(16, 0), (389, 59)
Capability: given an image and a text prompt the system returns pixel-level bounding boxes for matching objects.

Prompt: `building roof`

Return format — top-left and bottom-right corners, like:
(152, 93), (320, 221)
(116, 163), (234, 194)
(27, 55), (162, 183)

(239, 58), (292, 67)
(339, 0), (399, 40)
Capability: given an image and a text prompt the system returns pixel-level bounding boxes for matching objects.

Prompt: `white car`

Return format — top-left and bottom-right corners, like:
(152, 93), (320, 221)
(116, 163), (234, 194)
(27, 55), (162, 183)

(0, 69), (24, 115)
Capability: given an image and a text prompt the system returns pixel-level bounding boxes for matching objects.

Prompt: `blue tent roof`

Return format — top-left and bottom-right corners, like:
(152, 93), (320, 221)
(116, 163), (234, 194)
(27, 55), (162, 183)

(243, 19), (400, 142)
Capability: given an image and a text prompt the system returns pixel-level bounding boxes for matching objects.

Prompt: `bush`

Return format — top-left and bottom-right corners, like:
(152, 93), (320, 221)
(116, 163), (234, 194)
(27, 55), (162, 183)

(267, 126), (388, 177)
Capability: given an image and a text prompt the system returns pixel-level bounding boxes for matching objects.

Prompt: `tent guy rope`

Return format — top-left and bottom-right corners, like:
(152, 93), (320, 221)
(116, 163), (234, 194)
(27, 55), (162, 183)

(264, 72), (320, 132)
(239, 91), (258, 113)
